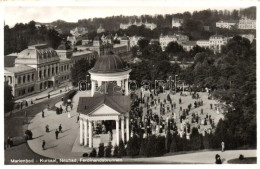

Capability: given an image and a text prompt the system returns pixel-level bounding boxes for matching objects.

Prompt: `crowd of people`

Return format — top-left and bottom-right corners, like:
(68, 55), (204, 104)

(128, 87), (219, 140)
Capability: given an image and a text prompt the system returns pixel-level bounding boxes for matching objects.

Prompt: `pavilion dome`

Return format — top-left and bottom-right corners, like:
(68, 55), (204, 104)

(89, 54), (129, 73)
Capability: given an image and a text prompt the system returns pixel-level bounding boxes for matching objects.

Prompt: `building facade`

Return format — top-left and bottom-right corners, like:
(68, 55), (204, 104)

(216, 20), (237, 29)
(209, 35), (228, 53)
(172, 18), (183, 28)
(196, 40), (210, 48)
(4, 44), (97, 100)
(4, 65), (37, 99)
(120, 20), (157, 30)
(238, 16), (256, 30)
(159, 34), (189, 51)
(129, 36), (143, 47)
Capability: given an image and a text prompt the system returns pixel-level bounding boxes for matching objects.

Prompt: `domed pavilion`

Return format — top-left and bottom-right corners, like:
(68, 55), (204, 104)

(77, 53), (131, 148)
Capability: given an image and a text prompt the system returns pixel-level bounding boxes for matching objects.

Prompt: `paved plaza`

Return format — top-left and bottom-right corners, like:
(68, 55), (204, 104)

(27, 89), (229, 160)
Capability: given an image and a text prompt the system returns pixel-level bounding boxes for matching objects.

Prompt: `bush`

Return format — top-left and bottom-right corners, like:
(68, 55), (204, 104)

(113, 145), (119, 157)
(82, 153), (88, 157)
(139, 139), (147, 155)
(98, 143), (105, 157)
(89, 148), (97, 157)
(126, 134), (141, 156)
(105, 142), (112, 157)
(165, 131), (172, 153)
(118, 140), (126, 157)
(144, 135), (165, 157)
(170, 134), (178, 152)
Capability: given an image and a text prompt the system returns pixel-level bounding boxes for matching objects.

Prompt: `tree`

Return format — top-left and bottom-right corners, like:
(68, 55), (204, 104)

(71, 58), (96, 87)
(165, 131), (172, 153)
(89, 148), (97, 157)
(138, 38), (150, 51)
(118, 140), (126, 157)
(113, 145), (119, 157)
(4, 82), (14, 113)
(126, 134), (141, 156)
(105, 142), (113, 157)
(98, 143), (105, 157)
(165, 41), (184, 54)
(139, 139), (147, 155)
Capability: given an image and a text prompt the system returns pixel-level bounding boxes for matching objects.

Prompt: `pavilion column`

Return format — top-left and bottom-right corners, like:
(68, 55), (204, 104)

(121, 118), (125, 142)
(79, 118), (83, 145)
(88, 120), (93, 148)
(91, 80), (96, 96)
(126, 117), (129, 141)
(97, 80), (102, 87)
(117, 80), (122, 87)
(84, 119), (88, 146)
(125, 79), (129, 95)
(116, 119), (119, 145)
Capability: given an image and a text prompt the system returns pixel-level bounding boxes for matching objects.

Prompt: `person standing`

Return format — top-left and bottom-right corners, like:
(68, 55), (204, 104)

(77, 115), (80, 123)
(55, 130), (59, 139)
(42, 109), (45, 118)
(45, 125), (49, 133)
(42, 140), (46, 150)
(221, 141), (225, 152)
(6, 137), (11, 148)
(59, 124), (62, 133)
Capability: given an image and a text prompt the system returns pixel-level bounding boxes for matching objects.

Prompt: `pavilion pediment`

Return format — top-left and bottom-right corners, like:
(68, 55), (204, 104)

(88, 104), (121, 116)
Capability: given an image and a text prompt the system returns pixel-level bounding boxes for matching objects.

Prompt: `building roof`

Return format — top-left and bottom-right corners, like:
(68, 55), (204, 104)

(89, 54), (129, 73)
(17, 44), (57, 60)
(77, 95), (130, 115)
(4, 53), (18, 67)
(5, 65), (35, 73)
(182, 41), (197, 46)
(121, 35), (129, 40)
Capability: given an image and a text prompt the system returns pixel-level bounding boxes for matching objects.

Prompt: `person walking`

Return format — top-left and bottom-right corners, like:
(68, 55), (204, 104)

(42, 140), (46, 150)
(55, 129), (59, 139)
(45, 125), (49, 133)
(59, 124), (62, 133)
(221, 141), (225, 152)
(6, 137), (11, 148)
(77, 115), (80, 123)
(42, 109), (45, 118)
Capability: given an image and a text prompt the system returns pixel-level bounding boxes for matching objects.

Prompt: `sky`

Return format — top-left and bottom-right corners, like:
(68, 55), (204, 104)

(2, 0), (256, 27)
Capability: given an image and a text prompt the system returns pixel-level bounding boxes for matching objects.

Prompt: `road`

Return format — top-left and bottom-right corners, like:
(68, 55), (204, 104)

(4, 94), (65, 164)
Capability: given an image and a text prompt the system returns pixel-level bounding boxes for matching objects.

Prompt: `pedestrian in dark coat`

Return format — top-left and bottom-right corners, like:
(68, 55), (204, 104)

(59, 124), (62, 133)
(42, 110), (45, 118)
(55, 130), (59, 139)
(42, 140), (46, 150)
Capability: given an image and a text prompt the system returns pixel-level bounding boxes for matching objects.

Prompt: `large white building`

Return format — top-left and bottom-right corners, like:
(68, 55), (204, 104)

(238, 16), (256, 30)
(120, 20), (157, 30)
(129, 36), (143, 47)
(181, 41), (197, 52)
(4, 44), (97, 99)
(196, 40), (210, 48)
(216, 20), (237, 29)
(172, 18), (183, 28)
(159, 34), (189, 51)
(97, 25), (105, 34)
(70, 27), (88, 37)
(209, 35), (228, 53)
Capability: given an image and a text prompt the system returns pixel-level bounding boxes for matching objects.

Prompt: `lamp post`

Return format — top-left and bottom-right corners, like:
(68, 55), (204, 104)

(175, 75), (178, 94)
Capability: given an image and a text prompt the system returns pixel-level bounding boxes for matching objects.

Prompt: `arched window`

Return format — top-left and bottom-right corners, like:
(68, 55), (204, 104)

(27, 74), (30, 82)
(23, 76), (26, 83)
